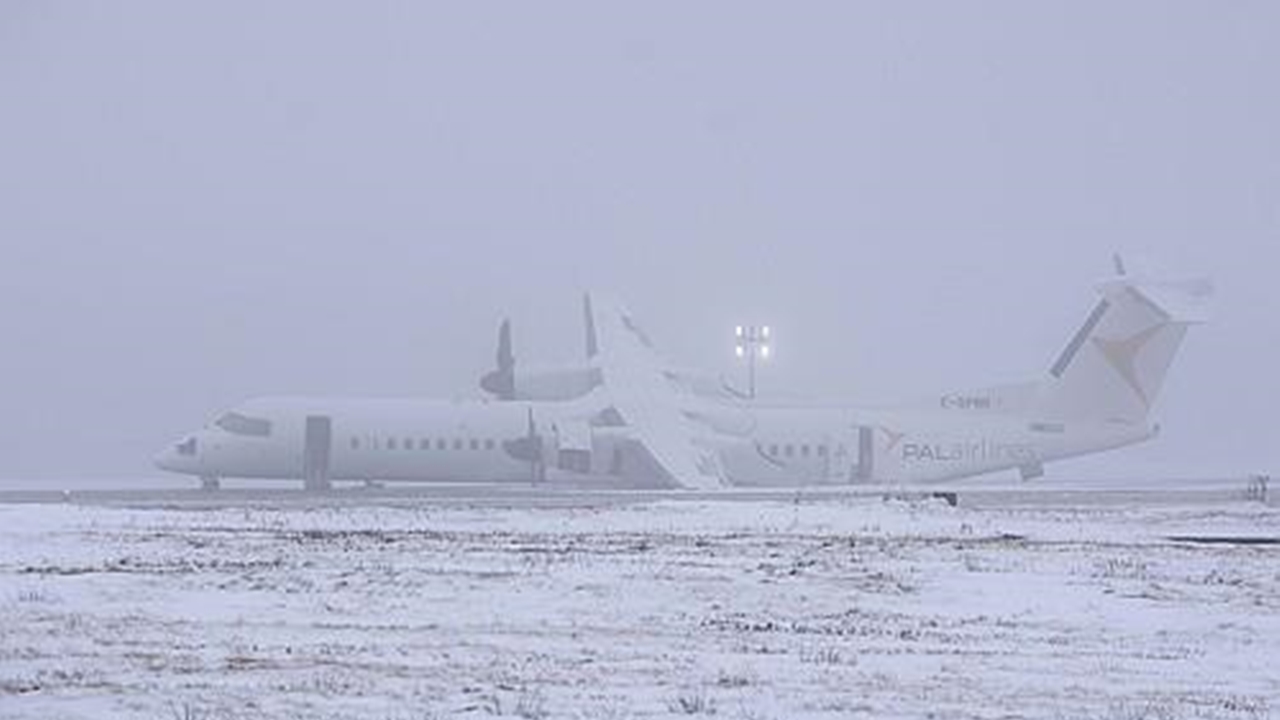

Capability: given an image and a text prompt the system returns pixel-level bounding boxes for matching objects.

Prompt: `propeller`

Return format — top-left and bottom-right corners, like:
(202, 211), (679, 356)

(583, 293), (598, 359)
(501, 406), (546, 483)
(480, 318), (516, 400)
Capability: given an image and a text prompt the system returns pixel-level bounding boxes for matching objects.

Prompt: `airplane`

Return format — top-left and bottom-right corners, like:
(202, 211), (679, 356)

(155, 258), (1212, 491)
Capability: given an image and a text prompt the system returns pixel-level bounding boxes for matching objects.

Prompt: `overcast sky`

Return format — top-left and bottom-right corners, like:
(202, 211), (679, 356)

(1, 2), (1276, 483)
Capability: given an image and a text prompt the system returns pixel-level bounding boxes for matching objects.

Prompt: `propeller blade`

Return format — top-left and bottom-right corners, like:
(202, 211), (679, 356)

(480, 318), (516, 399)
(528, 406), (545, 483)
(497, 318), (514, 371)
(583, 293), (598, 359)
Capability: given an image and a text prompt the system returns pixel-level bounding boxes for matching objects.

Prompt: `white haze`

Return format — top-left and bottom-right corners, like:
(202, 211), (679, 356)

(0, 2), (1276, 483)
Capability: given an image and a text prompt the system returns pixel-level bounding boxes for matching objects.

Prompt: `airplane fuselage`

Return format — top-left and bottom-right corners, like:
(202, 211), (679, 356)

(156, 395), (1155, 488)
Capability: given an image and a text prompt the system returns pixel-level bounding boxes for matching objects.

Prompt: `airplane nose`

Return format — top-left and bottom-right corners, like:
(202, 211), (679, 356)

(153, 447), (179, 472)
(153, 448), (172, 471)
(154, 436), (199, 473)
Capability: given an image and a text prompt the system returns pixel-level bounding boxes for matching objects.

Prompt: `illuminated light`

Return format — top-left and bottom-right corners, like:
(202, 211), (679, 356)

(735, 345), (745, 358)
(759, 345), (771, 359)
(761, 325), (770, 339)
(735, 325), (744, 338)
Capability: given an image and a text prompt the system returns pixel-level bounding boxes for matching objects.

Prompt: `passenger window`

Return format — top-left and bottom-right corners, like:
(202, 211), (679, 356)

(769, 444), (779, 457)
(437, 439), (447, 450)
(404, 438), (412, 450)
(469, 439), (479, 451)
(388, 438), (397, 450)
(801, 444), (810, 457)
(817, 445), (827, 457)
(484, 439), (495, 451)
(453, 439), (463, 450)
(784, 444), (794, 457)
(350, 437), (360, 450)
(419, 438), (430, 450)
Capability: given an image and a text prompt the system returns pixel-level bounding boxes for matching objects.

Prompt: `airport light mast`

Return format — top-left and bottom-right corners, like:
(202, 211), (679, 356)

(734, 324), (770, 399)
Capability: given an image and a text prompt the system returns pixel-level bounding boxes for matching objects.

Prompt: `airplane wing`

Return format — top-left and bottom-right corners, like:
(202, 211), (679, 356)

(587, 294), (727, 489)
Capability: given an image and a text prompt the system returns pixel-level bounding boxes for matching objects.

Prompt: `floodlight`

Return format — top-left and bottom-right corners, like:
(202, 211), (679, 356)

(732, 323), (773, 399)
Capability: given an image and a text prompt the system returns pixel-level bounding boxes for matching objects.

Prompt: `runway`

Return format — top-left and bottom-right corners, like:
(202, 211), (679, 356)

(0, 475), (1272, 510)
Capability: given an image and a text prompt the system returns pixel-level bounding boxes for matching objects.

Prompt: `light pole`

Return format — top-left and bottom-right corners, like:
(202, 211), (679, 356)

(735, 324), (771, 399)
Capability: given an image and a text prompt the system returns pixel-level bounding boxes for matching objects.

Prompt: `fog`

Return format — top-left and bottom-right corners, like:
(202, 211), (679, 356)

(1, 2), (1276, 483)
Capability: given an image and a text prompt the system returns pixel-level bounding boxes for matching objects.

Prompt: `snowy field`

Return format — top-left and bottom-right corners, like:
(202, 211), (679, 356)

(0, 496), (1277, 720)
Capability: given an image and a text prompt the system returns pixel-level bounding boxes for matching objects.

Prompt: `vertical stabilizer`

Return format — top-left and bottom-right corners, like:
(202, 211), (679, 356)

(1039, 259), (1211, 423)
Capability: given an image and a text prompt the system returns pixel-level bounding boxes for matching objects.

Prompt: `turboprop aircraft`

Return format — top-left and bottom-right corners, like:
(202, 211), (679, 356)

(155, 258), (1212, 490)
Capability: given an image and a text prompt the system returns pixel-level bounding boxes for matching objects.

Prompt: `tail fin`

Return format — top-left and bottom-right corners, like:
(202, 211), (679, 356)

(1039, 256), (1212, 423)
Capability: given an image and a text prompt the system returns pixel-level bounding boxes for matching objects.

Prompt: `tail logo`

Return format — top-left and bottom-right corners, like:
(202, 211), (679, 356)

(1091, 323), (1164, 408)
(878, 426), (906, 452)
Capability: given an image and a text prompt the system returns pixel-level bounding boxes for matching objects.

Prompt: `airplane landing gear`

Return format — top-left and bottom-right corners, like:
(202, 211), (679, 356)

(199, 475), (221, 491)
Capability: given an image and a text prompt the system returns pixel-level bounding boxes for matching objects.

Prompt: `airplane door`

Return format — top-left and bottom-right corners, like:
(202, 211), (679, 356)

(823, 433), (842, 483)
(855, 425), (874, 483)
(303, 415), (333, 491)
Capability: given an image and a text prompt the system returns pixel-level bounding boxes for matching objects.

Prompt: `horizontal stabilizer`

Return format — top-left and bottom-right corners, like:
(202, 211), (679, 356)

(1102, 254), (1213, 324)
(1098, 276), (1213, 324)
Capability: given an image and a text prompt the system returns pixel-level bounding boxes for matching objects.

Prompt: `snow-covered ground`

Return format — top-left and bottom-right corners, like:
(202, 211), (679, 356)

(0, 497), (1276, 719)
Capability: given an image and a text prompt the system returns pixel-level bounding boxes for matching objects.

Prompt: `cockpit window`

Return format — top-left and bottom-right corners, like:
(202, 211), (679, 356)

(215, 412), (272, 437)
(177, 437), (197, 456)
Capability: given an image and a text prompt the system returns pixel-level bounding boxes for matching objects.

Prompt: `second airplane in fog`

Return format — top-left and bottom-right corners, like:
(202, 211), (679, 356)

(156, 259), (1212, 490)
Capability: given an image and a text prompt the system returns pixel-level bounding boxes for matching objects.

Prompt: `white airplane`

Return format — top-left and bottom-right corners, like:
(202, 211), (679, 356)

(155, 258), (1212, 491)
